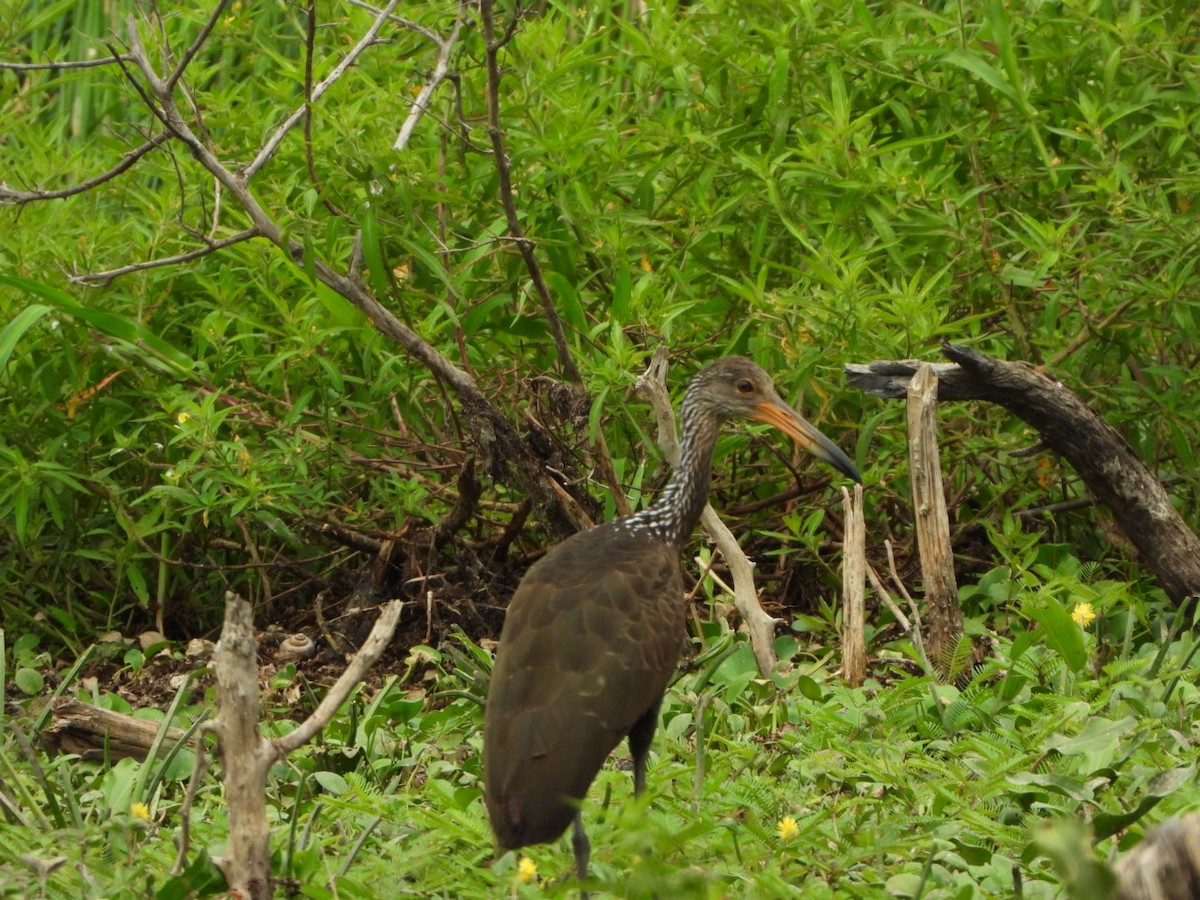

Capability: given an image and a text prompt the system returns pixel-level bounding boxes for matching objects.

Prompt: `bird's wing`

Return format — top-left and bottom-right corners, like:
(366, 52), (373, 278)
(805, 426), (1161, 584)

(484, 526), (685, 847)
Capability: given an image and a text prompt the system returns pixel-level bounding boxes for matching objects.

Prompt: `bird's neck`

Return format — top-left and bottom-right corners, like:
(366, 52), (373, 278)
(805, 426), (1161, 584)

(617, 398), (718, 549)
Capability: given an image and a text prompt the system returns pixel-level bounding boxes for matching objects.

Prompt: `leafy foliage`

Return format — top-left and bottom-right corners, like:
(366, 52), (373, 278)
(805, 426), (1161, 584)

(2, 0), (1200, 896)
(3, 603), (1199, 896)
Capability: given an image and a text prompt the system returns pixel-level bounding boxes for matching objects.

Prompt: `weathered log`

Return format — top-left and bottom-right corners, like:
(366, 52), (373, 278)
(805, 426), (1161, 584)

(845, 343), (1200, 605)
(1115, 811), (1200, 899)
(41, 697), (190, 761)
(204, 592), (405, 898)
(211, 593), (273, 899)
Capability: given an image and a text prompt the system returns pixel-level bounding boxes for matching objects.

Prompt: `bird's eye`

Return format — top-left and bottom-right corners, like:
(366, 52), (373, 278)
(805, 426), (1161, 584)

(736, 379), (755, 394)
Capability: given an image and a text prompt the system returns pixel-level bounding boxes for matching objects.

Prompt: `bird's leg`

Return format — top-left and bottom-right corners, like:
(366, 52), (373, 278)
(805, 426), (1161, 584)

(627, 701), (661, 796)
(571, 811), (590, 889)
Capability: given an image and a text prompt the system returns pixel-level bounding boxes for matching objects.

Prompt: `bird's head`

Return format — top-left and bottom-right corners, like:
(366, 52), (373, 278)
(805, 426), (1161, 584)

(690, 356), (862, 483)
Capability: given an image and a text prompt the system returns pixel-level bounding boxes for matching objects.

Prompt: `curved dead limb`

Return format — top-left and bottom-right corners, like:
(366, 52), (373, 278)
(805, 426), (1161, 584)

(846, 342), (1200, 606)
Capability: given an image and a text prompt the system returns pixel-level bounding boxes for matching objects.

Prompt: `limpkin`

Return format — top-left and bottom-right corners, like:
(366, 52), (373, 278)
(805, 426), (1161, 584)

(483, 356), (861, 883)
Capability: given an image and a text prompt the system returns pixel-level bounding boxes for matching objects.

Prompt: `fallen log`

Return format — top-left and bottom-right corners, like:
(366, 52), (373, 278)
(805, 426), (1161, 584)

(41, 697), (190, 761)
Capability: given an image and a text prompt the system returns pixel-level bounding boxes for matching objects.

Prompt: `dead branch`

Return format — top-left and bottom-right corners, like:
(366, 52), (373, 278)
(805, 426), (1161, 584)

(865, 561), (912, 633)
(479, 0), (582, 389)
(0, 56), (130, 70)
(906, 363), (962, 667)
(886, 539), (932, 676)
(302, 0), (346, 219)
(394, 1), (471, 150)
(348, 0), (444, 44)
(207, 591), (404, 897)
(245, 0), (403, 179)
(210, 592), (272, 897)
(841, 484), (867, 685)
(0, 133), (170, 206)
(846, 343), (1200, 606)
(69, 229), (260, 286)
(163, 0), (231, 92)
(41, 697), (191, 761)
(274, 599), (404, 753)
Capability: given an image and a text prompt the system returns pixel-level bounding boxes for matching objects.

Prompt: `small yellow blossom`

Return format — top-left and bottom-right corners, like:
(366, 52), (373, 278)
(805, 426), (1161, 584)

(130, 802), (151, 821)
(777, 815), (799, 841)
(176, 412), (190, 425)
(516, 856), (538, 884)
(1072, 602), (1097, 628)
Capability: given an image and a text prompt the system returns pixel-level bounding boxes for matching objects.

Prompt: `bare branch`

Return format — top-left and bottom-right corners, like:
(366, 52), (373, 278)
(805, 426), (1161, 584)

(0, 133), (170, 206)
(841, 484), (867, 685)
(0, 56), (131, 71)
(479, 0), (582, 387)
(273, 600), (405, 754)
(347, 0), (442, 44)
(865, 561), (912, 633)
(69, 230), (261, 286)
(244, 0), (404, 180)
(302, 0), (346, 218)
(70, 230), (260, 286)
(164, 0), (232, 92)
(394, 1), (471, 151)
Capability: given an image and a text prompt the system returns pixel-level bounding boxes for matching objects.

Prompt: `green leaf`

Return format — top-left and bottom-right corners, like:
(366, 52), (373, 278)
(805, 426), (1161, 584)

(359, 206), (391, 298)
(611, 263), (632, 321)
(0, 303), (53, 373)
(942, 50), (1023, 109)
(794, 675), (824, 702)
(0, 275), (195, 376)
(1024, 595), (1087, 673)
(313, 771), (350, 795)
(15, 667), (44, 695)
(1092, 766), (1194, 839)
(156, 848), (226, 899)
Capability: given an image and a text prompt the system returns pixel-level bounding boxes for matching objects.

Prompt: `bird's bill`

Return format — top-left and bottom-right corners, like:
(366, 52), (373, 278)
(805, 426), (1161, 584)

(752, 401), (862, 483)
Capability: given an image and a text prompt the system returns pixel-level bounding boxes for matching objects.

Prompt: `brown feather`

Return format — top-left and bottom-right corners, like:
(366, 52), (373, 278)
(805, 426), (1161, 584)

(484, 521), (684, 848)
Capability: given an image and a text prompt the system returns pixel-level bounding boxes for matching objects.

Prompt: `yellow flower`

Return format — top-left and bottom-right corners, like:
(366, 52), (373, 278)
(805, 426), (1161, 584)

(516, 856), (538, 884)
(777, 815), (799, 841)
(1072, 602), (1097, 628)
(130, 802), (151, 821)
(176, 412), (190, 425)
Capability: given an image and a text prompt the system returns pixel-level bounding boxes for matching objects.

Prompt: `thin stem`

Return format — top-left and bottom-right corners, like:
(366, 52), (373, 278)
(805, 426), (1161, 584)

(245, 0), (403, 179)
(478, 0), (582, 387)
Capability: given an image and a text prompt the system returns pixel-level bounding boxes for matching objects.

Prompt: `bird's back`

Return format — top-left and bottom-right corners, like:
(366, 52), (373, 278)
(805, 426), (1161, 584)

(484, 521), (686, 849)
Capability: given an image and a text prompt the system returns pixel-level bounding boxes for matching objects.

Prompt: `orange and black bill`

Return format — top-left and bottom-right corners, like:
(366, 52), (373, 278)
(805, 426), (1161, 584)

(753, 400), (862, 483)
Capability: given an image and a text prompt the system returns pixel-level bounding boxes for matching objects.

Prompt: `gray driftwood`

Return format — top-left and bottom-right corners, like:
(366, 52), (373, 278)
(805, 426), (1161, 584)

(207, 591), (404, 898)
(840, 484), (867, 686)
